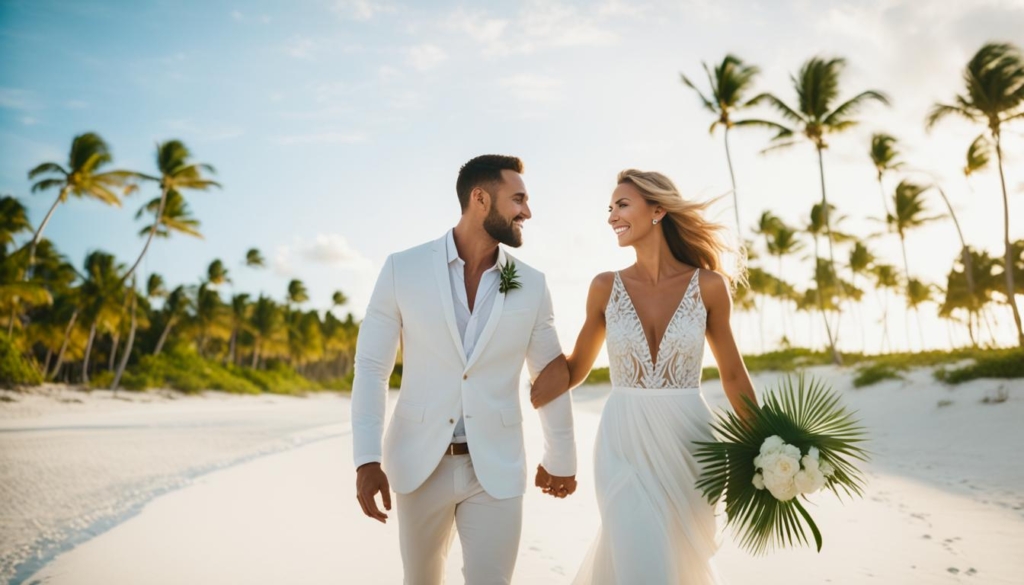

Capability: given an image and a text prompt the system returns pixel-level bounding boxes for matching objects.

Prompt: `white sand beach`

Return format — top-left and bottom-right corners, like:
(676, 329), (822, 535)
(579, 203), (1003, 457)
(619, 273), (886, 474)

(3, 368), (1023, 585)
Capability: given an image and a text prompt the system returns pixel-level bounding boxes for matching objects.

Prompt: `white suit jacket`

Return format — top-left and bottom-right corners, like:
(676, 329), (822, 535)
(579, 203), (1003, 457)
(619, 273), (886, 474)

(351, 233), (576, 500)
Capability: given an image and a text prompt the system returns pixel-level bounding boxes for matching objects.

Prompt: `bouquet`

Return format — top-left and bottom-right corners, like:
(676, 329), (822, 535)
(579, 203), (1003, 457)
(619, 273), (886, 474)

(694, 373), (868, 554)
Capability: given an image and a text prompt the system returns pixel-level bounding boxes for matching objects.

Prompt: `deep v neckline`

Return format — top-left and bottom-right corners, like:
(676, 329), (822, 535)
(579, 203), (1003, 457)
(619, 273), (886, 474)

(615, 268), (699, 370)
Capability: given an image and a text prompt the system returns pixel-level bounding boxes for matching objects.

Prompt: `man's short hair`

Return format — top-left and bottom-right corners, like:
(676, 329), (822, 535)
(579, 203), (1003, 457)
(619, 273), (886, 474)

(456, 155), (524, 212)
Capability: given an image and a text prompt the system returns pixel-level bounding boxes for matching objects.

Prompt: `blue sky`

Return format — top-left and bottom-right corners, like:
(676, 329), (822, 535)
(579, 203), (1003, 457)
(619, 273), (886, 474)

(2, 0), (1024, 359)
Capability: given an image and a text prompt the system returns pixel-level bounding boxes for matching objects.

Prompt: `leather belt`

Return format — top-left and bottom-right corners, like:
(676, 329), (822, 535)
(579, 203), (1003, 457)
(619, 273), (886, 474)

(446, 442), (470, 456)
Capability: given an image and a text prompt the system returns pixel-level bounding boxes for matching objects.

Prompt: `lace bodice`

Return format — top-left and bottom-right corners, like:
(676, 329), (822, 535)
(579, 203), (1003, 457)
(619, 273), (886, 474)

(605, 269), (707, 389)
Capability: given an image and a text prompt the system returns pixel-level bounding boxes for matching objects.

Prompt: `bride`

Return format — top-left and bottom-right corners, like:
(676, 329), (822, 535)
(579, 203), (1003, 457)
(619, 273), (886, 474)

(530, 169), (759, 584)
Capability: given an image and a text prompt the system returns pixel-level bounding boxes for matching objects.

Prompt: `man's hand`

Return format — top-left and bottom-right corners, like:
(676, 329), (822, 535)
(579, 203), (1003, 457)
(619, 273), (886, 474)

(356, 462), (392, 523)
(535, 464), (577, 499)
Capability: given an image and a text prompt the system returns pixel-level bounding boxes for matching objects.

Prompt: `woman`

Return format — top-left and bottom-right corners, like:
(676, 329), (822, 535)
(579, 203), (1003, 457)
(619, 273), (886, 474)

(530, 169), (758, 584)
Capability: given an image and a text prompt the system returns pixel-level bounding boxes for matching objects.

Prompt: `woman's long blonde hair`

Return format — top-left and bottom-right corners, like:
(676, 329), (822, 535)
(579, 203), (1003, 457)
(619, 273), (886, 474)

(617, 169), (741, 283)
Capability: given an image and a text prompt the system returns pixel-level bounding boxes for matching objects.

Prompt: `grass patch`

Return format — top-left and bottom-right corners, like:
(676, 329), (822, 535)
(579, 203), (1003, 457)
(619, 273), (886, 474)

(935, 349), (1024, 384)
(852, 363), (902, 388)
(232, 363), (321, 395)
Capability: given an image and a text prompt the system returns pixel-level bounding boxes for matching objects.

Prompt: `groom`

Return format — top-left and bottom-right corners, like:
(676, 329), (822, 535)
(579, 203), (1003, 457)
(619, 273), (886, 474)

(352, 154), (578, 584)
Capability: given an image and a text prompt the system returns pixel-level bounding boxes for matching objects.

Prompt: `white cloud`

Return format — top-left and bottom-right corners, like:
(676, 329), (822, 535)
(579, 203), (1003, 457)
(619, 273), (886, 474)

(499, 75), (564, 103)
(231, 10), (244, 21)
(273, 234), (372, 277)
(331, 0), (394, 21)
(408, 44), (448, 71)
(278, 132), (366, 145)
(0, 88), (37, 111)
(285, 37), (316, 59)
(441, 2), (618, 56)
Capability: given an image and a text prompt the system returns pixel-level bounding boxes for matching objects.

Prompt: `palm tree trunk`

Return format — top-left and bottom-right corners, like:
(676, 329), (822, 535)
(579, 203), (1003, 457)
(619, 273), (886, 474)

(108, 331), (120, 372)
(26, 186), (70, 282)
(723, 126), (741, 236)
(994, 133), (1024, 347)
(227, 328), (237, 366)
(42, 347), (53, 376)
(123, 186), (170, 283)
(967, 311), (977, 348)
(111, 277), (138, 392)
(877, 175), (892, 219)
(251, 340), (260, 369)
(815, 146), (842, 364)
(82, 321), (97, 385)
(49, 309), (78, 379)
(154, 316), (175, 356)
(931, 183), (976, 308)
(897, 232), (913, 351)
(777, 254), (789, 339)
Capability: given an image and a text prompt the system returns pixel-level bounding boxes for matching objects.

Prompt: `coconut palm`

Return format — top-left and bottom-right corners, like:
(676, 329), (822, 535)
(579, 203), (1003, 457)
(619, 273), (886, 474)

(331, 290), (348, 310)
(680, 54), (764, 234)
(207, 259), (231, 287)
(153, 285), (191, 355)
(26, 133), (135, 279)
(848, 242), (876, 351)
(245, 248), (265, 268)
(752, 211), (782, 255)
(887, 180), (944, 285)
(122, 140), (219, 281)
(78, 251), (125, 384)
(963, 135), (992, 188)
(146, 274), (167, 301)
(250, 294), (282, 369)
(869, 133), (903, 218)
(871, 264), (901, 353)
(194, 282), (227, 357)
(766, 221), (804, 339)
(111, 189), (204, 389)
(227, 293), (251, 366)
(927, 42), (1024, 346)
(0, 195), (32, 247)
(906, 279), (935, 349)
(750, 56), (889, 362)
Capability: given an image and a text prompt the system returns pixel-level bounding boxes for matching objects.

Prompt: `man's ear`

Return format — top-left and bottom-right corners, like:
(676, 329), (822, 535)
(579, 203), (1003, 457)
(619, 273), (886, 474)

(472, 187), (490, 211)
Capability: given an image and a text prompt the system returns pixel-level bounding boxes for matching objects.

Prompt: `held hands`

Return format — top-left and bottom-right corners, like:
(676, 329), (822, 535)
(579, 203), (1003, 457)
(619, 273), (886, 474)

(356, 462), (392, 523)
(530, 355), (571, 409)
(535, 464), (577, 499)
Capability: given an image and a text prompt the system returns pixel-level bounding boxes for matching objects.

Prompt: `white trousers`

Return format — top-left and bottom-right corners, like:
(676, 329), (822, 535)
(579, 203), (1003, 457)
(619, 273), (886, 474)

(397, 453), (523, 585)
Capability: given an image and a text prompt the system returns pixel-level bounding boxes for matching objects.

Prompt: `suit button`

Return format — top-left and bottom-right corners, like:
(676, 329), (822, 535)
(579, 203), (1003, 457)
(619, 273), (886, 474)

(463, 374), (468, 380)
(449, 418), (454, 424)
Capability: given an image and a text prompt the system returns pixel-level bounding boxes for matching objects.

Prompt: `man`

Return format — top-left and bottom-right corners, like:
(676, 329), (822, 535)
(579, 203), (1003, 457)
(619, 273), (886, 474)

(352, 154), (577, 584)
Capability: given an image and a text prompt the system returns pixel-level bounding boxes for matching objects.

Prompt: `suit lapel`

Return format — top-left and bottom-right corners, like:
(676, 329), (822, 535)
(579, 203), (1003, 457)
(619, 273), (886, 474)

(465, 247), (508, 370)
(432, 236), (468, 367)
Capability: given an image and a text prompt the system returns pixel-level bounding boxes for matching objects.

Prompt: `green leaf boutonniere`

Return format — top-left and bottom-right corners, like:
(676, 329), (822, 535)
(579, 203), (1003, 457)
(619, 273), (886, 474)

(499, 261), (522, 294)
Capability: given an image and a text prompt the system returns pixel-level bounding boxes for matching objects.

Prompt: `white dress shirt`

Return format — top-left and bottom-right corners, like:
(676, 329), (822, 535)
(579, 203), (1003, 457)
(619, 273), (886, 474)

(446, 229), (501, 442)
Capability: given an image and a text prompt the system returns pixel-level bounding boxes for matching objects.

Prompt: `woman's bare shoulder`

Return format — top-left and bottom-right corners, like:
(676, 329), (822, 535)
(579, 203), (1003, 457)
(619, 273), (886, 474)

(696, 268), (732, 305)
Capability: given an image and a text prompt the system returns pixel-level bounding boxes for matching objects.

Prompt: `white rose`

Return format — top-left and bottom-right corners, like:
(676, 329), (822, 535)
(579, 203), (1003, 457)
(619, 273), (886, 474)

(820, 461), (835, 477)
(767, 477), (798, 501)
(808, 446), (820, 461)
(752, 473), (765, 490)
(760, 435), (784, 455)
(781, 443), (801, 460)
(801, 454), (820, 472)
(794, 469), (826, 494)
(758, 452), (779, 473)
(753, 454), (762, 469)
(770, 454), (801, 479)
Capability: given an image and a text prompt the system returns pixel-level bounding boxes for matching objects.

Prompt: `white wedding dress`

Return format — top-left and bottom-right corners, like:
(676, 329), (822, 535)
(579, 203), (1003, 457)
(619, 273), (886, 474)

(573, 269), (723, 584)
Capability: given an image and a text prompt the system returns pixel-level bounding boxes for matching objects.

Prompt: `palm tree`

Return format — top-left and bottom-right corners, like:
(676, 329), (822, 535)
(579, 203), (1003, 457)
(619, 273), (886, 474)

(194, 282), (226, 357)
(906, 279), (935, 349)
(146, 274), (167, 301)
(26, 133), (134, 278)
(848, 242), (875, 351)
(111, 188), (204, 389)
(207, 259), (231, 287)
(963, 135), (992, 191)
(869, 133), (903, 219)
(888, 180), (944, 285)
(287, 279), (309, 308)
(927, 42), (1024, 347)
(940, 249), (998, 348)
(153, 285), (191, 355)
(331, 290), (348, 311)
(227, 293), (251, 366)
(245, 248), (265, 268)
(872, 264), (901, 353)
(750, 57), (889, 362)
(680, 55), (764, 234)
(78, 251), (124, 384)
(250, 294), (281, 369)
(0, 195), (33, 246)
(122, 140), (219, 281)
(766, 221), (804, 339)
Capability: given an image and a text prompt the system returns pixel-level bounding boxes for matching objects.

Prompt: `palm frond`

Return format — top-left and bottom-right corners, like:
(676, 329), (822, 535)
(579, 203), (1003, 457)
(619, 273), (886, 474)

(694, 373), (868, 555)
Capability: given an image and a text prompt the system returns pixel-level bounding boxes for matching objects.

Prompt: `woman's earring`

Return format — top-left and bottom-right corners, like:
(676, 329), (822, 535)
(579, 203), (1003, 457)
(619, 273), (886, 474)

(652, 218), (660, 225)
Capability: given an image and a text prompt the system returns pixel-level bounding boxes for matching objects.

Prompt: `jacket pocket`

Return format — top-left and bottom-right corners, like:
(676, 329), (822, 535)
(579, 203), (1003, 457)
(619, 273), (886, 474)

(501, 407), (523, 427)
(394, 401), (426, 423)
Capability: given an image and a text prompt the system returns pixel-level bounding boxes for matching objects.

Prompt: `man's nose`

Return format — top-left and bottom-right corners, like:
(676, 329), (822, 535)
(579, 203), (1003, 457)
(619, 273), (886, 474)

(521, 203), (532, 219)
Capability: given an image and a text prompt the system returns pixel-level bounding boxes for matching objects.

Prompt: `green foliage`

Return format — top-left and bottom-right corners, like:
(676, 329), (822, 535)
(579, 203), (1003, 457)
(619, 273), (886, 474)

(702, 366), (721, 381)
(935, 349), (1024, 384)
(0, 335), (43, 387)
(694, 374), (868, 554)
(584, 367), (611, 385)
(126, 350), (260, 394)
(233, 363), (321, 395)
(852, 363), (902, 388)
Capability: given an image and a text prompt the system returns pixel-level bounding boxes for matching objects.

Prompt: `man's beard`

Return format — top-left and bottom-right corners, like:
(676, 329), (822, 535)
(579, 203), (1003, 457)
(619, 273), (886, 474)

(483, 205), (523, 248)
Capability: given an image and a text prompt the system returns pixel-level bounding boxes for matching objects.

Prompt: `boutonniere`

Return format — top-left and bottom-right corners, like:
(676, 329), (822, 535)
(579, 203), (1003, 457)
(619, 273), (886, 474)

(499, 260), (522, 294)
